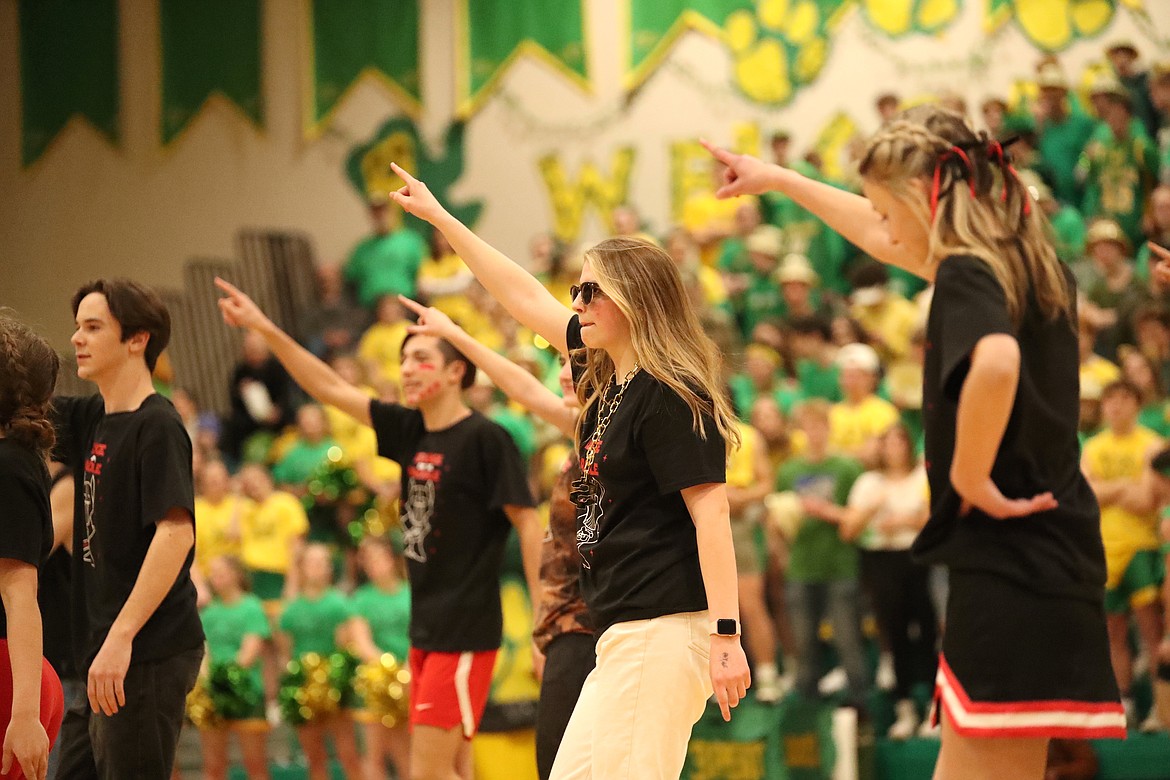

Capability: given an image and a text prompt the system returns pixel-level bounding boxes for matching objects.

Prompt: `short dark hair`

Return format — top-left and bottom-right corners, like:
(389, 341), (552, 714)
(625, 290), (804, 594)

(400, 333), (477, 390)
(848, 261), (889, 289)
(71, 279), (171, 372)
(788, 315), (832, 342)
(1102, 379), (1142, 404)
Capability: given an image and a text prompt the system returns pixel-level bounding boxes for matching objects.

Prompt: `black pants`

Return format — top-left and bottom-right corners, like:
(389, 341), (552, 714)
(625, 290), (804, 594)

(535, 633), (596, 780)
(58, 647), (203, 780)
(860, 549), (938, 700)
(50, 677), (95, 780)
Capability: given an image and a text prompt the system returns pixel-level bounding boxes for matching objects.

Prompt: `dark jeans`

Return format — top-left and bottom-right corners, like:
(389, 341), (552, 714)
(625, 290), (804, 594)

(535, 633), (596, 780)
(49, 677), (93, 780)
(786, 578), (870, 708)
(860, 549), (938, 700)
(85, 647), (203, 780)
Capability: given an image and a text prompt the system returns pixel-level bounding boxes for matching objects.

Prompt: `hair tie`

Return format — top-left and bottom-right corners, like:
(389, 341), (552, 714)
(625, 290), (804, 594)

(929, 146), (977, 220)
(989, 137), (1032, 217)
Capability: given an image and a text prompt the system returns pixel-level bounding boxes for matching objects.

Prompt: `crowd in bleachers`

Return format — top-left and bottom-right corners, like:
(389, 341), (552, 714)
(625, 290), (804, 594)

(145, 41), (1170, 778)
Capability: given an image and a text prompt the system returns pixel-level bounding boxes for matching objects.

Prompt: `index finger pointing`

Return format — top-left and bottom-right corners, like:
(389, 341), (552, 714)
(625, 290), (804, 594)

(699, 138), (737, 166)
(390, 162), (420, 185)
(214, 277), (242, 296)
(1148, 241), (1170, 262)
(397, 295), (428, 316)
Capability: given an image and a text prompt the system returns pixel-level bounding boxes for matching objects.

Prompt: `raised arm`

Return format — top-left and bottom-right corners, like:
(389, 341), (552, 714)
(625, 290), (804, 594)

(215, 278), (373, 426)
(399, 297), (577, 436)
(701, 141), (933, 281)
(388, 163), (574, 352)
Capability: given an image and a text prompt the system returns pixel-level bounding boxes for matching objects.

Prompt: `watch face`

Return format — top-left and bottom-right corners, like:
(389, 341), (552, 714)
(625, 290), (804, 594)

(716, 618), (737, 635)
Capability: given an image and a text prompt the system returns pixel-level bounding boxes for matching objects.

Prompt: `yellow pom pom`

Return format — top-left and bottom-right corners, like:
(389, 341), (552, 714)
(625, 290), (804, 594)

(354, 653), (413, 729)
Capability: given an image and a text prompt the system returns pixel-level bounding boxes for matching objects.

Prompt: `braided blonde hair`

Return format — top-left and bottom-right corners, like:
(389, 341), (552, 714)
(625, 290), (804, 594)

(860, 105), (1071, 325)
(0, 312), (60, 458)
(573, 237), (740, 453)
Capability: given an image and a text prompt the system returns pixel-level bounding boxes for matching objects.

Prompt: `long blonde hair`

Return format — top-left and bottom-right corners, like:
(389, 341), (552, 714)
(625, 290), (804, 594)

(573, 237), (740, 452)
(859, 105), (1072, 325)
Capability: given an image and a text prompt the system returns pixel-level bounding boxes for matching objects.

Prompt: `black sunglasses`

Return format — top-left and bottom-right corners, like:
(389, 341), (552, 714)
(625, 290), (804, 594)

(570, 282), (604, 305)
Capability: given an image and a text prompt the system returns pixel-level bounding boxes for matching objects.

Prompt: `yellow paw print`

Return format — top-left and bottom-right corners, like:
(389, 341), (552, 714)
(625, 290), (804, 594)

(724, 0), (832, 106)
(1010, 0), (1116, 52)
(862, 0), (960, 36)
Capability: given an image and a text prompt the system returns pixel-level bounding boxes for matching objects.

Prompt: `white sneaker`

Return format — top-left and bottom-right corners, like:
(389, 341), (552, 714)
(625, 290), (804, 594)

(266, 700), (281, 726)
(875, 653), (896, 692)
(888, 699), (920, 740)
(818, 666), (848, 696)
(1140, 710), (1165, 734)
(755, 663), (783, 704)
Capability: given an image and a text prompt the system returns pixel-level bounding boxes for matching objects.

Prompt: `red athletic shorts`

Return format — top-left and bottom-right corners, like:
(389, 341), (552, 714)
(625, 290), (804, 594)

(0, 639), (65, 780)
(408, 647), (497, 739)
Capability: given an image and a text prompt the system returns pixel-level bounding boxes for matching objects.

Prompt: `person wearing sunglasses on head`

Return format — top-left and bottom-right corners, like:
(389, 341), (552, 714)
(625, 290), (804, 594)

(388, 162), (750, 780)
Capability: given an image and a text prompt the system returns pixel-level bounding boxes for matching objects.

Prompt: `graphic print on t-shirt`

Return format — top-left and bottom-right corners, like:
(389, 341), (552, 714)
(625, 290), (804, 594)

(575, 439), (604, 569)
(403, 451), (441, 563)
(82, 441), (107, 567)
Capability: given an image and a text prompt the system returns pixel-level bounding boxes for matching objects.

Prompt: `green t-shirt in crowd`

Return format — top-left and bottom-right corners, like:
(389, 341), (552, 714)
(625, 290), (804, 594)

(279, 588), (353, 658)
(344, 229), (428, 307)
(272, 438), (338, 487)
(490, 405), (537, 462)
(729, 374), (801, 418)
(776, 455), (862, 583)
(1050, 205), (1086, 264)
(350, 582), (411, 662)
(740, 272), (786, 336)
(795, 359), (842, 404)
(1077, 123), (1159, 247)
(1139, 403), (1170, 438)
(1038, 110), (1097, 206)
(200, 593), (271, 690)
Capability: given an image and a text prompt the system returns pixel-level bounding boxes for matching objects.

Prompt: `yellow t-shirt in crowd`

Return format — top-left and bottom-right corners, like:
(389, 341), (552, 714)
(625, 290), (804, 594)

(241, 491), (310, 574)
(851, 296), (922, 361)
(418, 253), (478, 325)
(829, 395), (900, 456)
(1079, 355), (1122, 393)
(682, 193), (753, 267)
(357, 320), (410, 385)
(1082, 425), (1162, 585)
(727, 423), (762, 489)
(193, 495), (253, 575)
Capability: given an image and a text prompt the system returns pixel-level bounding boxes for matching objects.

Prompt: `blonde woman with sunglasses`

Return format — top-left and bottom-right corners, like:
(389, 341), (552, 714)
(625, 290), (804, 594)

(389, 163), (750, 779)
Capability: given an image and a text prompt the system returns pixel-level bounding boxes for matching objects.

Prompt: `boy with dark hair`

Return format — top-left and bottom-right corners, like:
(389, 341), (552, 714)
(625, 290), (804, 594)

(215, 278), (541, 779)
(52, 278), (203, 779)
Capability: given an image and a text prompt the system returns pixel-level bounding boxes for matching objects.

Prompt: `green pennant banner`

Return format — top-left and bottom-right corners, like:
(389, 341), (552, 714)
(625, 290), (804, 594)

(159, 0), (263, 145)
(308, 0), (421, 138)
(18, 0), (120, 167)
(456, 0), (589, 117)
(627, 0), (752, 91)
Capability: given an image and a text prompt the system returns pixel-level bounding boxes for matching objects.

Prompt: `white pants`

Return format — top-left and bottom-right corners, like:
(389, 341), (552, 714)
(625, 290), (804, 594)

(549, 611), (713, 780)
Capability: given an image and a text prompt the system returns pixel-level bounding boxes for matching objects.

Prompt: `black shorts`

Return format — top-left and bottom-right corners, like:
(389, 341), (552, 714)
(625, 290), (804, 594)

(936, 570), (1126, 739)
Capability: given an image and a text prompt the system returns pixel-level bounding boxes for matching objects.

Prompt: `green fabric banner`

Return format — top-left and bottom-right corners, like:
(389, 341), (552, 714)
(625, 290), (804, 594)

(18, 0), (119, 166)
(457, 0), (588, 117)
(627, 0), (752, 91)
(308, 0), (421, 137)
(159, 0), (262, 145)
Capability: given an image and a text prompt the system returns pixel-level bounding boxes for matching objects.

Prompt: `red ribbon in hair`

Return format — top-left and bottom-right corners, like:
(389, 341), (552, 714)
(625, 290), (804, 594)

(989, 138), (1032, 217)
(929, 146), (977, 220)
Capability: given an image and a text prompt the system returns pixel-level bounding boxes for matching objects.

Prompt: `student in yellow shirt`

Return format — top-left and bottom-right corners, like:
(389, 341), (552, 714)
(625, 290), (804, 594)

(1082, 380), (1165, 731)
(848, 263), (922, 362)
(237, 464), (309, 612)
(357, 294), (411, 388)
(829, 343), (899, 466)
(417, 229), (476, 326)
(682, 159), (756, 266)
(193, 459), (252, 578)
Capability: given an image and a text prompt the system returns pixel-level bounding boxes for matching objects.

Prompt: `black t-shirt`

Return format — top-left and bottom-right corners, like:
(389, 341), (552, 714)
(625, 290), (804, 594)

(566, 316), (726, 635)
(369, 401), (534, 652)
(0, 439), (52, 640)
(52, 394), (204, 668)
(913, 255), (1105, 600)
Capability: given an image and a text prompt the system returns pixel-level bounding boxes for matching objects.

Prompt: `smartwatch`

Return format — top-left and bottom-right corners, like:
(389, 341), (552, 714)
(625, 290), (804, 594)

(709, 618), (740, 637)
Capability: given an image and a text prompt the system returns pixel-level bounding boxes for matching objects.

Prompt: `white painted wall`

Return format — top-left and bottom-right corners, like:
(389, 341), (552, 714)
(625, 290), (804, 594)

(1, 0), (1166, 348)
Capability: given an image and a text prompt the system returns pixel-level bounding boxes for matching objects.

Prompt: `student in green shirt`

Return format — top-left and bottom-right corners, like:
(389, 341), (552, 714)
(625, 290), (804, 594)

(278, 543), (360, 779)
(1035, 64), (1097, 206)
(773, 399), (868, 710)
(348, 536), (412, 780)
(198, 555), (272, 780)
(787, 316), (843, 404)
(344, 197), (428, 308)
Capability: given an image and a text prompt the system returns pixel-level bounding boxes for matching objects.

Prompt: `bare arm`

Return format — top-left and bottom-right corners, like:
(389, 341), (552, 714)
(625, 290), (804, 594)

(388, 163), (574, 353)
(505, 505), (545, 616)
(49, 470), (73, 554)
(0, 560), (48, 780)
(345, 617), (382, 664)
(400, 297), (577, 436)
(88, 509), (197, 716)
(236, 634), (265, 670)
(701, 141), (933, 281)
(951, 335), (1058, 518)
(683, 482), (751, 722)
(215, 278), (373, 426)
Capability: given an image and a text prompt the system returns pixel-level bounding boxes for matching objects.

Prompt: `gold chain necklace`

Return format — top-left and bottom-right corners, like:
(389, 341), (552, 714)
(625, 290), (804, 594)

(570, 363), (640, 506)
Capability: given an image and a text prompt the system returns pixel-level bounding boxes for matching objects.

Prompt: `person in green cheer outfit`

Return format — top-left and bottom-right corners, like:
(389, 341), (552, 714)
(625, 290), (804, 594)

(344, 196), (429, 309)
(347, 536), (411, 780)
(277, 544), (360, 780)
(197, 555), (271, 780)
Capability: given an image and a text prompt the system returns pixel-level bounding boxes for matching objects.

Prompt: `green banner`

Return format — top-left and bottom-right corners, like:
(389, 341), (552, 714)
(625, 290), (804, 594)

(159, 0), (262, 145)
(984, 0), (1133, 52)
(18, 0), (119, 166)
(308, 0), (421, 138)
(457, 0), (588, 117)
(627, 0), (752, 91)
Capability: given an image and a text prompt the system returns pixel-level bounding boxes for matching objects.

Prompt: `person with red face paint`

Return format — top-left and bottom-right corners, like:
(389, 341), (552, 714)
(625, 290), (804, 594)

(214, 277), (542, 780)
(705, 106), (1125, 779)
(386, 162), (750, 780)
